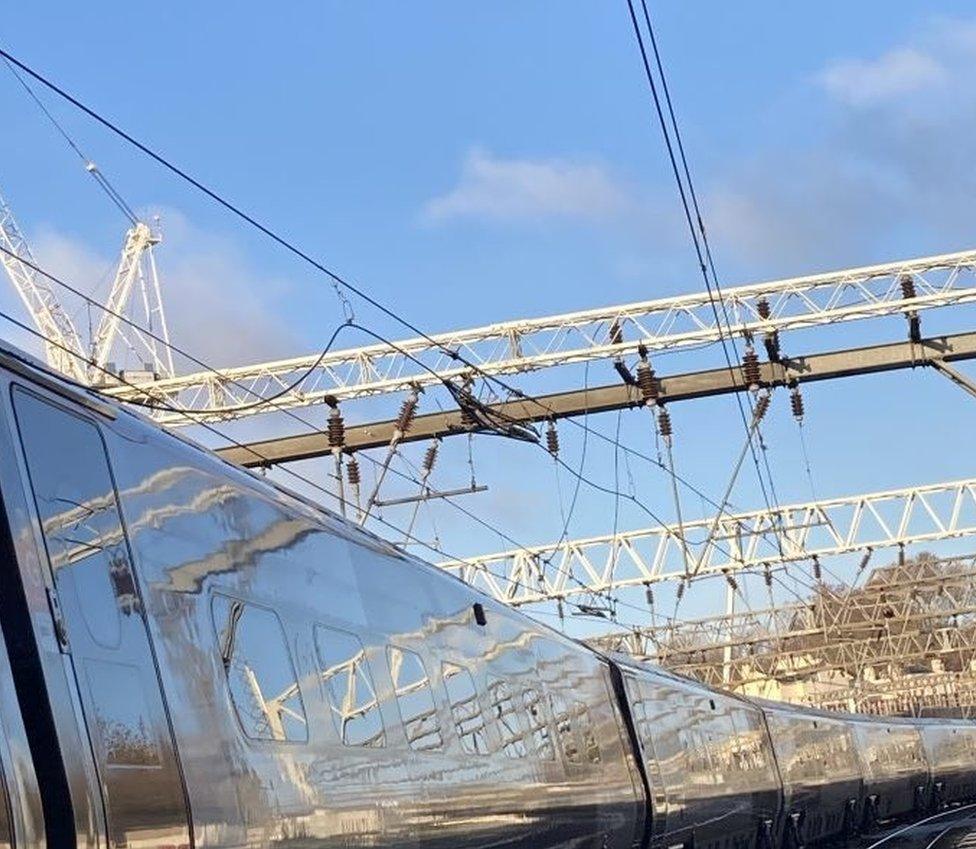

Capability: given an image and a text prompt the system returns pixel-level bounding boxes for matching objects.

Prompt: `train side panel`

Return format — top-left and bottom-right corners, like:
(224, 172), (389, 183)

(848, 719), (928, 825)
(760, 704), (861, 847)
(97, 400), (644, 849)
(619, 662), (780, 849)
(920, 722), (976, 806)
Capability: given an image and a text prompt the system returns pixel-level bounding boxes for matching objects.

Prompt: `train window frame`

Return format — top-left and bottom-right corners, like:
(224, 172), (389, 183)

(522, 686), (556, 761)
(487, 676), (528, 759)
(442, 660), (490, 755)
(314, 624), (386, 749)
(210, 592), (309, 744)
(386, 644), (443, 753)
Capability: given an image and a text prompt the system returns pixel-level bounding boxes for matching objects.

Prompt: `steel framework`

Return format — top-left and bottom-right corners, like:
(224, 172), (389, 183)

(591, 555), (976, 692)
(0, 189), (87, 382)
(437, 478), (976, 606)
(217, 330), (976, 466)
(106, 249), (976, 423)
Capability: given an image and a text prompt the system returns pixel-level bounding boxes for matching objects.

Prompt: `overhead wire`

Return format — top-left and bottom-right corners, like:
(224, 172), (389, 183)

(0, 303), (673, 632)
(0, 46), (832, 626)
(3, 56), (137, 225)
(0, 237), (677, 628)
(0, 44), (782, 546)
(622, 1), (784, 544)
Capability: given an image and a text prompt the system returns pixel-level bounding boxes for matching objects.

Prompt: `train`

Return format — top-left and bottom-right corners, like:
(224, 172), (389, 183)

(0, 337), (974, 849)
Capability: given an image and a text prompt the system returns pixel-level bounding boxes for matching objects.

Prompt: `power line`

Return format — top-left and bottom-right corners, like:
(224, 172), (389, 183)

(623, 1), (782, 526)
(0, 45), (755, 534)
(0, 47), (798, 611)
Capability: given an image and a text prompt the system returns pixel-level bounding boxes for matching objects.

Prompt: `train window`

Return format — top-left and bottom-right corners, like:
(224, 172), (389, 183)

(14, 389), (130, 649)
(315, 626), (385, 748)
(522, 688), (555, 760)
(488, 677), (527, 759)
(387, 646), (442, 752)
(212, 595), (308, 742)
(549, 690), (581, 764)
(442, 661), (489, 754)
(575, 703), (601, 764)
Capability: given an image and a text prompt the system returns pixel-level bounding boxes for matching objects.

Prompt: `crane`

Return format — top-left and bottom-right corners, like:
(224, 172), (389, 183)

(0, 184), (174, 385)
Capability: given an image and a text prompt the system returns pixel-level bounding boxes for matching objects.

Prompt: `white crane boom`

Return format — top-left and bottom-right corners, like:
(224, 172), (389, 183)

(89, 220), (175, 383)
(0, 190), (87, 382)
(104, 248), (976, 424)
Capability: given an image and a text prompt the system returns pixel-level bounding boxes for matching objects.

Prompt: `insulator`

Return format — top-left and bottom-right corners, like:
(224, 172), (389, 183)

(546, 420), (559, 457)
(657, 407), (673, 440)
(676, 580), (685, 601)
(754, 392), (771, 422)
(757, 297), (771, 320)
(742, 346), (761, 390)
(396, 395), (418, 434)
(900, 274), (917, 301)
(345, 456), (361, 486)
(608, 318), (623, 347)
(636, 359), (658, 404)
(812, 556), (822, 581)
(422, 441), (439, 473)
(557, 598), (565, 622)
(858, 549), (872, 572)
(327, 407), (345, 449)
(764, 568), (773, 589)
(725, 572), (738, 592)
(644, 584), (654, 607)
(763, 330), (781, 362)
(790, 386), (805, 422)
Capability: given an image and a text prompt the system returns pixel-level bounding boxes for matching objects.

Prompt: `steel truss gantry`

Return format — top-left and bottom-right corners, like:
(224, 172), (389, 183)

(437, 478), (976, 606)
(591, 554), (976, 692)
(107, 249), (976, 423)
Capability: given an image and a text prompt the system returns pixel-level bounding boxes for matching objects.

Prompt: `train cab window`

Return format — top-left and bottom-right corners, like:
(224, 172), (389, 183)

(212, 595), (307, 742)
(488, 677), (527, 759)
(522, 688), (555, 760)
(315, 626), (385, 748)
(387, 646), (442, 752)
(442, 661), (489, 754)
(14, 390), (127, 649)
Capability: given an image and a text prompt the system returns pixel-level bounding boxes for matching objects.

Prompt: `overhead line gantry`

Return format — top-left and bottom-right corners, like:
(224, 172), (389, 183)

(216, 329), (976, 466)
(433, 478), (976, 607)
(109, 249), (976, 424)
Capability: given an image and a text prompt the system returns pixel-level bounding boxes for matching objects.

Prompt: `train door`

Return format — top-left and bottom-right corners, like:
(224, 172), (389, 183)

(12, 388), (191, 849)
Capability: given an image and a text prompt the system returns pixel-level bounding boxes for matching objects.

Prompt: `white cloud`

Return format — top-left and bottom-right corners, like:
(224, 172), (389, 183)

(818, 46), (947, 106)
(423, 148), (631, 224)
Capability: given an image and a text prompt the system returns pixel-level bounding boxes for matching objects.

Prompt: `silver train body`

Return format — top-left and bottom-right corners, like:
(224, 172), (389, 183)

(0, 341), (974, 849)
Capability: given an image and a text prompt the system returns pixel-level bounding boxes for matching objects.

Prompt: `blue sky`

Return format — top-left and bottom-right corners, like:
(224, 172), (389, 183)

(4, 2), (976, 633)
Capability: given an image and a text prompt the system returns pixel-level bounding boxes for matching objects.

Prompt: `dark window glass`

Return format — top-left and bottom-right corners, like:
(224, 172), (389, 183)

(315, 626), (385, 748)
(388, 646), (442, 751)
(212, 595), (307, 742)
(442, 661), (488, 754)
(15, 390), (130, 649)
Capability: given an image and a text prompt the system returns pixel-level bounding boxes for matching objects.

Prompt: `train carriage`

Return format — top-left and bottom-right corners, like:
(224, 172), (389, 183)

(616, 659), (781, 849)
(918, 720), (976, 808)
(758, 701), (863, 848)
(847, 717), (929, 826)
